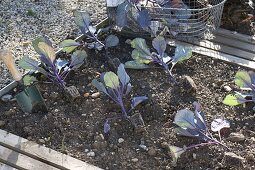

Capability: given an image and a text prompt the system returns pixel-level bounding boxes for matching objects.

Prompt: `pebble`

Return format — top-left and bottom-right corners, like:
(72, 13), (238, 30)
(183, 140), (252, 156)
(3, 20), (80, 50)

(139, 144), (148, 151)
(118, 138), (124, 144)
(84, 149), (89, 153)
(38, 139), (45, 144)
(87, 151), (95, 157)
(227, 132), (245, 142)
(131, 158), (138, 162)
(0, 120), (6, 127)
(83, 93), (90, 98)
(91, 92), (100, 98)
(1, 94), (13, 102)
(223, 85), (232, 92)
(224, 152), (245, 166)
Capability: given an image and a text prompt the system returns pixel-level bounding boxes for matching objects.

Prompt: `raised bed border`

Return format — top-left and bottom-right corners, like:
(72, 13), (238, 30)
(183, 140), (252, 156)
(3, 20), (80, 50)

(0, 129), (102, 170)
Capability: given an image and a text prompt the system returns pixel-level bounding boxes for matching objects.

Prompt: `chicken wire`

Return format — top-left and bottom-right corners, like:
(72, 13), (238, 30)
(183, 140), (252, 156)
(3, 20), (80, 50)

(107, 0), (227, 40)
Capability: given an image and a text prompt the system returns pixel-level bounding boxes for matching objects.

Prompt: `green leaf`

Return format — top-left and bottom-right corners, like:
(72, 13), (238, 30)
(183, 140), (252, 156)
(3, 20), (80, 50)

(37, 42), (56, 62)
(73, 11), (91, 34)
(223, 94), (246, 106)
(152, 36), (166, 57)
(22, 75), (37, 86)
(131, 38), (151, 56)
(103, 72), (119, 89)
(169, 145), (185, 166)
(70, 50), (87, 69)
(32, 36), (52, 57)
(124, 61), (150, 69)
(174, 109), (196, 129)
(19, 56), (39, 71)
(131, 49), (152, 63)
(172, 46), (192, 64)
(117, 64), (130, 86)
(235, 71), (252, 89)
(92, 79), (107, 94)
(105, 35), (119, 48)
(59, 39), (80, 53)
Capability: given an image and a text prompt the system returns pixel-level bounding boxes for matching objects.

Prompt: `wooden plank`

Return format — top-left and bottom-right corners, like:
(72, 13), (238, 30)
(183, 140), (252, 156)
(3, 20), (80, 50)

(214, 29), (255, 45)
(211, 35), (255, 53)
(0, 129), (102, 170)
(166, 39), (255, 70)
(0, 162), (18, 170)
(186, 39), (255, 61)
(0, 145), (58, 170)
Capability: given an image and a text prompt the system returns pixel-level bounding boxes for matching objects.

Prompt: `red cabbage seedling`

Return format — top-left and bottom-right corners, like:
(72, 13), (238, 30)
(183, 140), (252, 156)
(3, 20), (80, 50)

(223, 70), (255, 110)
(92, 64), (148, 133)
(59, 11), (119, 53)
(19, 36), (87, 89)
(169, 102), (230, 166)
(125, 36), (192, 82)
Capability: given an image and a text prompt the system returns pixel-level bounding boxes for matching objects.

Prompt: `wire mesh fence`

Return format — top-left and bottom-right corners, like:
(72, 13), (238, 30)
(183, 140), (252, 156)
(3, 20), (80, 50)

(106, 0), (227, 40)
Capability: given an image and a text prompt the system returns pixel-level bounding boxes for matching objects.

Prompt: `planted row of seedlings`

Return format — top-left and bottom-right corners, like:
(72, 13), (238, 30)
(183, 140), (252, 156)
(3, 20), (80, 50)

(3, 8), (254, 166)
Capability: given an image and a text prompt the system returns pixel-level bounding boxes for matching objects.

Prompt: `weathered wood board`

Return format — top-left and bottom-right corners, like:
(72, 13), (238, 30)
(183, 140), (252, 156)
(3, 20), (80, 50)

(0, 129), (102, 170)
(167, 28), (255, 69)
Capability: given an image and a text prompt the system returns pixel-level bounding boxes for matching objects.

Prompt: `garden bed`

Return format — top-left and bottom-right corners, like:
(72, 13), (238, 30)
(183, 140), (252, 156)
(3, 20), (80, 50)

(0, 0), (255, 169)
(0, 32), (255, 169)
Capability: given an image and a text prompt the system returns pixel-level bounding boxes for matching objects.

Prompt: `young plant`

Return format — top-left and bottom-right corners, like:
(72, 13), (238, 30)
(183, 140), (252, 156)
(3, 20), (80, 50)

(92, 63), (148, 133)
(19, 36), (87, 89)
(168, 102), (230, 166)
(125, 36), (192, 82)
(59, 11), (119, 53)
(223, 70), (255, 109)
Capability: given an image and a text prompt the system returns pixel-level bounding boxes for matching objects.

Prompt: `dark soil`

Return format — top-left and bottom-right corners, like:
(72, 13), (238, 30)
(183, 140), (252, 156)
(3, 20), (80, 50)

(221, 0), (255, 35)
(1, 1), (255, 169)
(1, 32), (255, 170)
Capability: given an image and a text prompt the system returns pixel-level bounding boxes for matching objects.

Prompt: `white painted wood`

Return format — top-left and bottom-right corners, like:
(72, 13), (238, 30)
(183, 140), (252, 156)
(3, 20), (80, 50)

(0, 162), (18, 170)
(0, 129), (102, 170)
(214, 29), (255, 45)
(166, 39), (255, 70)
(186, 39), (255, 61)
(0, 145), (58, 170)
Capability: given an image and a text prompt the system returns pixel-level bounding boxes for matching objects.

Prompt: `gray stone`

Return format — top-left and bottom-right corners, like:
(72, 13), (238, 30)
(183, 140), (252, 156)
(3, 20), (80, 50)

(227, 132), (245, 142)
(87, 151), (95, 157)
(224, 152), (245, 166)
(1, 94), (13, 102)
(118, 138), (124, 144)
(131, 158), (138, 162)
(91, 92), (100, 99)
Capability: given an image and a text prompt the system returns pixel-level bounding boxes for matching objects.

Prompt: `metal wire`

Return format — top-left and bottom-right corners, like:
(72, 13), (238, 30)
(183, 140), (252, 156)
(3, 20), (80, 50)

(107, 0), (227, 40)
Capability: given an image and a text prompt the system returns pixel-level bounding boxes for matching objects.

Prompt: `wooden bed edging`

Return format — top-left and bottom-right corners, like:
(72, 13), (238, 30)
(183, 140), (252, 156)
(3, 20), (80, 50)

(0, 129), (103, 170)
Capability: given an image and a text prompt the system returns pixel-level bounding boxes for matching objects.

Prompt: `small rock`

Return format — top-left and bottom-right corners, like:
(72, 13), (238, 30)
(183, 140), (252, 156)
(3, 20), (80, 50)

(38, 139), (45, 145)
(83, 93), (90, 98)
(183, 75), (197, 93)
(131, 158), (138, 162)
(148, 147), (157, 156)
(91, 92), (100, 99)
(227, 132), (245, 142)
(223, 85), (232, 92)
(23, 41), (30, 47)
(0, 120), (5, 127)
(87, 151), (95, 157)
(1, 94), (13, 102)
(193, 153), (196, 159)
(125, 39), (131, 44)
(118, 138), (124, 144)
(139, 144), (148, 151)
(224, 152), (245, 166)
(84, 149), (89, 153)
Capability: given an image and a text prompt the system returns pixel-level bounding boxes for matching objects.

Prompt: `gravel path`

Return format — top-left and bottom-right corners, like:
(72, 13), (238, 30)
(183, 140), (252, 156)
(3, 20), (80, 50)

(0, 0), (106, 89)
